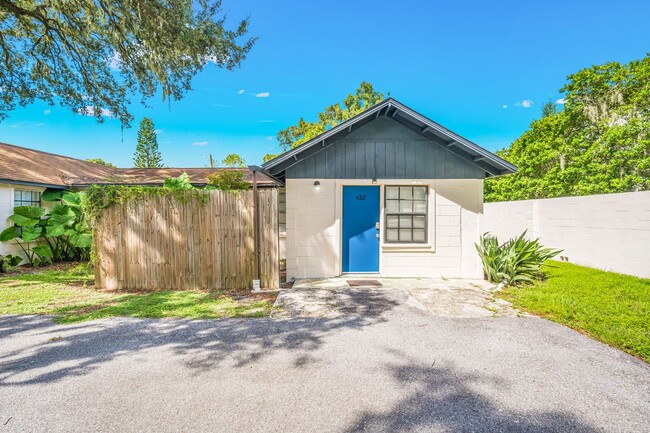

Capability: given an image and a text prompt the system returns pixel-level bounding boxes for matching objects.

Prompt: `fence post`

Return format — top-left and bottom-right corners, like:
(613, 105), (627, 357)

(251, 167), (261, 290)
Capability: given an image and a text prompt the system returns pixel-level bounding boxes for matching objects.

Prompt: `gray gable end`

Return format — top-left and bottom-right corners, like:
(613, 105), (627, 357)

(285, 116), (485, 179)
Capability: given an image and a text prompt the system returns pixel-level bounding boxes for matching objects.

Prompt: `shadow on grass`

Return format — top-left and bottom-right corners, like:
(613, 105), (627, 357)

(344, 358), (601, 432)
(52, 290), (274, 323)
(0, 289), (402, 387)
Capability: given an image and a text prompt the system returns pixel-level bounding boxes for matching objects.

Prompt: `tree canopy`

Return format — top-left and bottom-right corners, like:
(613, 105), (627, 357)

(263, 82), (384, 162)
(485, 54), (650, 202)
(86, 158), (115, 167)
(133, 117), (163, 168)
(0, 0), (255, 126)
(222, 153), (246, 167)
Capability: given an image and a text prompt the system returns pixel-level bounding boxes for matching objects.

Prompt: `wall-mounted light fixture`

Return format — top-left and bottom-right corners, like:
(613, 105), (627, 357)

(372, 178), (377, 184)
(313, 181), (320, 187)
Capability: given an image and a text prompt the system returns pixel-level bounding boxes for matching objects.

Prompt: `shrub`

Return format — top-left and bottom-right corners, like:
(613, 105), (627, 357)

(475, 231), (561, 286)
(207, 170), (250, 190)
(0, 191), (92, 266)
(163, 172), (194, 190)
(0, 254), (22, 273)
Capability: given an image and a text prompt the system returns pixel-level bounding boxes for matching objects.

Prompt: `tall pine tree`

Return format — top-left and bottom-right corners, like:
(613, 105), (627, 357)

(133, 117), (163, 168)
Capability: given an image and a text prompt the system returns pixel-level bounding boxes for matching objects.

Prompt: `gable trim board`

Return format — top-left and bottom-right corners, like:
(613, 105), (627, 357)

(262, 98), (517, 182)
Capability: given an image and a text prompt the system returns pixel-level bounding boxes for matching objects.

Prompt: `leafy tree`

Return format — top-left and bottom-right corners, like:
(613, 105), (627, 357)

(486, 54), (650, 202)
(276, 82), (384, 150)
(86, 158), (116, 167)
(207, 170), (249, 190)
(541, 99), (558, 117)
(133, 117), (163, 168)
(222, 153), (246, 167)
(262, 153), (277, 163)
(0, 0), (255, 126)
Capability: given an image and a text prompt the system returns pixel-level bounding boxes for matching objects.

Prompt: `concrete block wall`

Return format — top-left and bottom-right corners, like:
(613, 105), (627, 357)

(482, 191), (650, 278)
(285, 178), (484, 279)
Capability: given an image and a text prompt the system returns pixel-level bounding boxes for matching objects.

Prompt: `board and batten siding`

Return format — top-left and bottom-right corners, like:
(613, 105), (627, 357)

(286, 116), (486, 180)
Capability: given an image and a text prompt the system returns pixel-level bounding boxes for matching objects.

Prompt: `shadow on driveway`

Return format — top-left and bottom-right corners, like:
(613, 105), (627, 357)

(345, 356), (602, 432)
(0, 288), (401, 387)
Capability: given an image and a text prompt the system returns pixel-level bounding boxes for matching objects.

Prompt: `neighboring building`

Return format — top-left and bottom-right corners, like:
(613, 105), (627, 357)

(0, 142), (275, 259)
(263, 98), (517, 279)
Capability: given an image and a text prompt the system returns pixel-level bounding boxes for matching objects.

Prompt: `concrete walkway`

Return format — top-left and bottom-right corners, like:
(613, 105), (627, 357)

(274, 277), (520, 318)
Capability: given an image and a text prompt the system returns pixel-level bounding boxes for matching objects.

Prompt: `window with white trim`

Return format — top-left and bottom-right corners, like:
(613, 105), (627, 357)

(384, 186), (428, 243)
(14, 190), (41, 208)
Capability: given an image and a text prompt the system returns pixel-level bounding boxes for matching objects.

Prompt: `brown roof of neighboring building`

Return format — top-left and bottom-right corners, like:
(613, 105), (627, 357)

(0, 142), (277, 188)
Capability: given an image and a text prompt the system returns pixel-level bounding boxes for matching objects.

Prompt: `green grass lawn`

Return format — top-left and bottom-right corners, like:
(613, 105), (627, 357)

(0, 263), (276, 324)
(501, 261), (650, 363)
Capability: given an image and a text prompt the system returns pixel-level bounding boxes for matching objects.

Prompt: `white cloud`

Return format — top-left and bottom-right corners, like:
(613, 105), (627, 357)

(35, 122), (45, 126)
(44, 109), (51, 115)
(108, 52), (121, 70)
(255, 92), (270, 98)
(192, 141), (209, 146)
(238, 89), (245, 94)
(515, 99), (534, 108)
(154, 129), (163, 134)
(556, 98), (567, 105)
(259, 119), (275, 123)
(502, 105), (508, 109)
(77, 106), (112, 117)
(267, 136), (274, 141)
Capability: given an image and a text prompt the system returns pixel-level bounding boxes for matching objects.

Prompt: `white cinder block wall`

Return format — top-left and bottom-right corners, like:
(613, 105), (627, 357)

(482, 191), (650, 279)
(285, 178), (484, 279)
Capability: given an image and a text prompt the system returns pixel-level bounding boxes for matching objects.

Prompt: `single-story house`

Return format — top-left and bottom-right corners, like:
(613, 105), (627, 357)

(2, 97), (516, 281)
(262, 98), (516, 279)
(0, 141), (276, 259)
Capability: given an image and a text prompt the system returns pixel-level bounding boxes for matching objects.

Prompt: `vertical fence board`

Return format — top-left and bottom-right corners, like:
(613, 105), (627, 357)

(94, 189), (279, 290)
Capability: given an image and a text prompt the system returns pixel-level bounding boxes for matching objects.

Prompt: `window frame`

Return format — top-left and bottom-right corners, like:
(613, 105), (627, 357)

(13, 189), (42, 208)
(384, 185), (429, 244)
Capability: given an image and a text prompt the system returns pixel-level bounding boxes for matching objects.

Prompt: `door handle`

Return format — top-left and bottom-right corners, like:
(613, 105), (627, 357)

(375, 222), (380, 230)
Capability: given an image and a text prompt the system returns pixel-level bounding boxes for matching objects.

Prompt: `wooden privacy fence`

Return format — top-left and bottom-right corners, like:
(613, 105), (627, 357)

(94, 189), (279, 290)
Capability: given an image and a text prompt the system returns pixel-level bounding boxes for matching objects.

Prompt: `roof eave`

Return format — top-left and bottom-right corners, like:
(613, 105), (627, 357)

(262, 97), (517, 178)
(0, 178), (67, 189)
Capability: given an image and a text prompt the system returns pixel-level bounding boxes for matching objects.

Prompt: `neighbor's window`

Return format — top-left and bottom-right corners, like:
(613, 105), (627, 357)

(14, 190), (41, 208)
(278, 188), (286, 233)
(385, 186), (428, 243)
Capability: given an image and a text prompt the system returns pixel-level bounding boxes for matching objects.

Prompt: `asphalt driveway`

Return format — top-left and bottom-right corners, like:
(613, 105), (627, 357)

(1, 291), (649, 432)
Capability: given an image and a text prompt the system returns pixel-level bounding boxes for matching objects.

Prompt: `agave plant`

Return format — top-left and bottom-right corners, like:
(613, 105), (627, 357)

(475, 231), (562, 286)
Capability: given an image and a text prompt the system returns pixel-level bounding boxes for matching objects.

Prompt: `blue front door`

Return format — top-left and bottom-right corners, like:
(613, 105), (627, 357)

(342, 186), (380, 273)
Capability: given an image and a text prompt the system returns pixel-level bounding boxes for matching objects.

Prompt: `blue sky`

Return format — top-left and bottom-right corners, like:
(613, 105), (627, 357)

(1, 0), (648, 168)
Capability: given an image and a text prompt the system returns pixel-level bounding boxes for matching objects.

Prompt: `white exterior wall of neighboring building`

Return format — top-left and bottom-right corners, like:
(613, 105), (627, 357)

(285, 178), (484, 280)
(0, 183), (48, 261)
